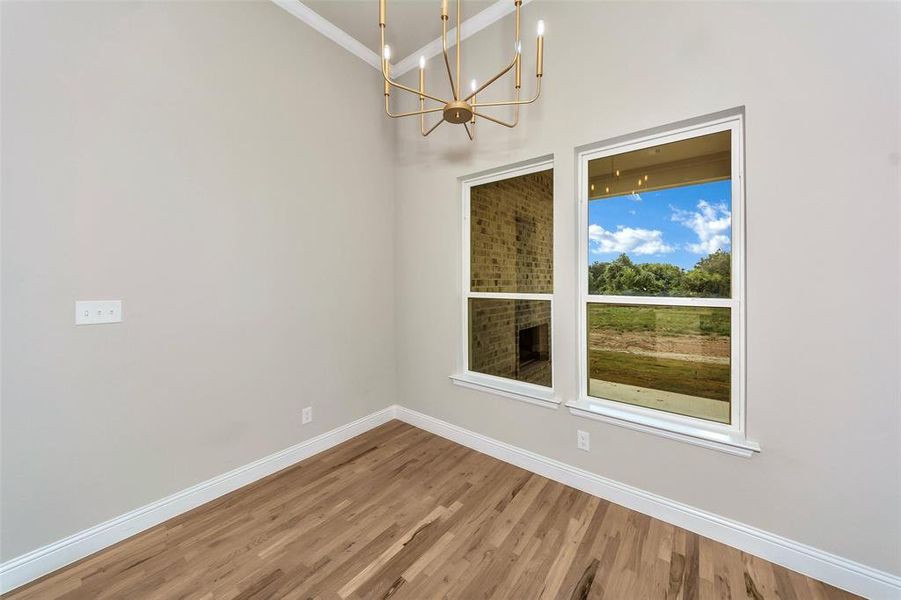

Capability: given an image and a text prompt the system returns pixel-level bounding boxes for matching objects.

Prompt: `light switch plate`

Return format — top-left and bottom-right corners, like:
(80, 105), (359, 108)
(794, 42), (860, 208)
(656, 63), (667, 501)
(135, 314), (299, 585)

(75, 300), (122, 325)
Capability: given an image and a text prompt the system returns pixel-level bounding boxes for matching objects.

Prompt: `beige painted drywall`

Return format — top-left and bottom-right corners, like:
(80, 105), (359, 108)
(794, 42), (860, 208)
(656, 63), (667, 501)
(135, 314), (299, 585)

(0, 0), (395, 560)
(392, 1), (901, 575)
(2, 0), (899, 581)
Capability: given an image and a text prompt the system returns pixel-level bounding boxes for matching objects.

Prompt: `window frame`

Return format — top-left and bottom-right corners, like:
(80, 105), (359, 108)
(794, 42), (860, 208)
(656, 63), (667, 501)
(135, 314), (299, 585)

(450, 157), (559, 409)
(570, 113), (760, 456)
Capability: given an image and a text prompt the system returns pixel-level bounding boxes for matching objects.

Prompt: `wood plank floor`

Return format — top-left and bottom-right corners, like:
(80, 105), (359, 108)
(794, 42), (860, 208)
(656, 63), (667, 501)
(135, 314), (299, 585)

(4, 421), (859, 600)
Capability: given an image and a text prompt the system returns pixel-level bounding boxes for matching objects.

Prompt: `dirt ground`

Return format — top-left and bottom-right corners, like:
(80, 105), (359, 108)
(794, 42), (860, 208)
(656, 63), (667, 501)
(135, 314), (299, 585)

(589, 330), (730, 365)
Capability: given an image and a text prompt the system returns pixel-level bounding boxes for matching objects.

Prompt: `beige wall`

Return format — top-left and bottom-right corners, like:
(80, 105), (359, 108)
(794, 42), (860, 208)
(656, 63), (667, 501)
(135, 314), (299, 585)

(393, 1), (901, 575)
(2, 0), (899, 581)
(0, 1), (395, 560)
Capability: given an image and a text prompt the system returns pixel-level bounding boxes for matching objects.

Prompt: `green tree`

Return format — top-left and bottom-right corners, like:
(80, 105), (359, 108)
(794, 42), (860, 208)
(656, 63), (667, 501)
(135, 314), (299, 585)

(587, 250), (729, 297)
(684, 250), (731, 297)
(640, 263), (685, 296)
(588, 261), (607, 295)
(602, 254), (634, 294)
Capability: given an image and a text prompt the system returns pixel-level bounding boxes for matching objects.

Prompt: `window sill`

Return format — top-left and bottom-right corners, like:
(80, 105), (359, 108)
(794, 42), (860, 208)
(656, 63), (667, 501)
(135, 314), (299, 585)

(449, 373), (561, 410)
(565, 398), (760, 458)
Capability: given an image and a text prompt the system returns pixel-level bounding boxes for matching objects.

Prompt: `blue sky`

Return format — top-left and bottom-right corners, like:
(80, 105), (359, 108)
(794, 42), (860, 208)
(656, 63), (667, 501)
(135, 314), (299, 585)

(588, 180), (732, 270)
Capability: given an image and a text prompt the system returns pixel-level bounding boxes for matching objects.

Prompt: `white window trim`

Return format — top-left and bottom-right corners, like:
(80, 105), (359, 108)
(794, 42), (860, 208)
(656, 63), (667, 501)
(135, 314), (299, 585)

(451, 157), (559, 408)
(570, 112), (760, 457)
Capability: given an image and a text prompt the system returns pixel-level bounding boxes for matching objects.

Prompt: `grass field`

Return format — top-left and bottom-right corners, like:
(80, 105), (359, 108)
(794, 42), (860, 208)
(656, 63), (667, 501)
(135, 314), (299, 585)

(588, 304), (730, 337)
(589, 350), (731, 402)
(588, 304), (731, 403)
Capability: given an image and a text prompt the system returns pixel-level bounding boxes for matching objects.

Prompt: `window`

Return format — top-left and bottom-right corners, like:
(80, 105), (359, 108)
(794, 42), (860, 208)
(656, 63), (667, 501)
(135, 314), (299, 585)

(571, 113), (759, 456)
(452, 159), (557, 407)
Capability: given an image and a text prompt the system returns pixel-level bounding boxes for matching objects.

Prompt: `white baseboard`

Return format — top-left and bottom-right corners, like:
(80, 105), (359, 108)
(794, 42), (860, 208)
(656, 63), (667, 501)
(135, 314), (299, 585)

(0, 406), (396, 595)
(393, 405), (901, 600)
(3, 404), (898, 599)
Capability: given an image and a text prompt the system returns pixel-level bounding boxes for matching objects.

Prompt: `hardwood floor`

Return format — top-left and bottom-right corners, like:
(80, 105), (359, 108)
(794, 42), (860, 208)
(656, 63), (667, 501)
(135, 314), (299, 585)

(4, 421), (859, 600)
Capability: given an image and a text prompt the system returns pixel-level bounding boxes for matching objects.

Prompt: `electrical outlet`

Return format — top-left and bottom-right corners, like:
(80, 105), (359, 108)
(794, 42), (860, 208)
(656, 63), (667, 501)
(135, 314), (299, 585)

(577, 430), (590, 452)
(301, 406), (313, 425)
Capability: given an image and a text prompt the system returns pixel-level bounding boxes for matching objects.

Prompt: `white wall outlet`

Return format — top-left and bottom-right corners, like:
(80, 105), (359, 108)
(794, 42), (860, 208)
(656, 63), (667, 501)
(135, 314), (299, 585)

(577, 430), (590, 452)
(75, 300), (122, 325)
(301, 406), (313, 425)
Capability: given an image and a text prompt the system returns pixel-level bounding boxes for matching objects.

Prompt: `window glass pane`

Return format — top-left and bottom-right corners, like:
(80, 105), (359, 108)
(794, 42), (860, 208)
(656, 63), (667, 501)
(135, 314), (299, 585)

(469, 298), (551, 387)
(587, 131), (732, 298)
(587, 303), (731, 423)
(471, 169), (553, 293)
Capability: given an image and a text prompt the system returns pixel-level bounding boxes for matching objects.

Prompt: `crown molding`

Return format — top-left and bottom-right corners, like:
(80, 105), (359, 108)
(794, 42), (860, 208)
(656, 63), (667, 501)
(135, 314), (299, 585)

(392, 0), (533, 76)
(270, 0), (382, 70)
(270, 0), (533, 77)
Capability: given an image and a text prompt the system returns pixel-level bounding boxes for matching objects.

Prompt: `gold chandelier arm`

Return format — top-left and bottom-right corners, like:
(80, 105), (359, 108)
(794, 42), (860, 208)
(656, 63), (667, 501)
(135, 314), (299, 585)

(441, 20), (457, 100)
(388, 77), (449, 104)
(381, 63), (448, 105)
(422, 117), (446, 137)
(385, 97), (446, 119)
(463, 121), (474, 140)
(470, 90), (520, 128)
(472, 110), (518, 128)
(462, 0), (521, 103)
(381, 26), (449, 105)
(455, 0), (461, 99)
(462, 52), (517, 103)
(472, 77), (541, 108)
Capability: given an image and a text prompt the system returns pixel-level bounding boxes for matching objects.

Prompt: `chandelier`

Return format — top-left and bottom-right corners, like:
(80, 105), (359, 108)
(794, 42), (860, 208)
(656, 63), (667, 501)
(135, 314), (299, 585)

(378, 0), (544, 140)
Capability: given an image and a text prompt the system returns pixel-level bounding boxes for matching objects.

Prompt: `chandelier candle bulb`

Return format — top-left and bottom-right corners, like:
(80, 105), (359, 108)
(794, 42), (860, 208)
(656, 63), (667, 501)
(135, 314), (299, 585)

(419, 60), (425, 99)
(536, 22), (544, 77)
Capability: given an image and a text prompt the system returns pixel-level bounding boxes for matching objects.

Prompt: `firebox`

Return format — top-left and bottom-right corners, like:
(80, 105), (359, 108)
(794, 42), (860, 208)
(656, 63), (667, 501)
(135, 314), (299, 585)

(518, 323), (549, 370)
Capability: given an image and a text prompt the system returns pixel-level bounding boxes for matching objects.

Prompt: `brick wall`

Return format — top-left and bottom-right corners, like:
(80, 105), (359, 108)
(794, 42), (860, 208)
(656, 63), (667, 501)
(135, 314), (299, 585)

(468, 169), (553, 387)
(470, 169), (553, 293)
(469, 299), (551, 387)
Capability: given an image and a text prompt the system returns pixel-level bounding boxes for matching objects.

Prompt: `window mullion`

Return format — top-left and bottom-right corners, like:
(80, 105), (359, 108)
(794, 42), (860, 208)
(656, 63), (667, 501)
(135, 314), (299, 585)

(468, 291), (553, 301)
(584, 295), (735, 309)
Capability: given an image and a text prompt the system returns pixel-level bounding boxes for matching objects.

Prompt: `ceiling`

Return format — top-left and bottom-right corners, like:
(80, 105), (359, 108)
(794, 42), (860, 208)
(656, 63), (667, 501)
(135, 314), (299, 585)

(273, 0), (521, 75)
(587, 131), (732, 200)
(305, 0), (494, 61)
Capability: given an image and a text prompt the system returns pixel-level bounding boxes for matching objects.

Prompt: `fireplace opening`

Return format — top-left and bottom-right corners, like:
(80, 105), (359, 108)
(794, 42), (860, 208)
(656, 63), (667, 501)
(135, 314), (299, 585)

(518, 323), (549, 369)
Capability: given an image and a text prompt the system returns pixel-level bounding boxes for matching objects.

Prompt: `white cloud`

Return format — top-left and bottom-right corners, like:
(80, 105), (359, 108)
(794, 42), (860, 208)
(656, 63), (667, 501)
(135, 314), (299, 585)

(588, 224), (674, 255)
(671, 200), (731, 254)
